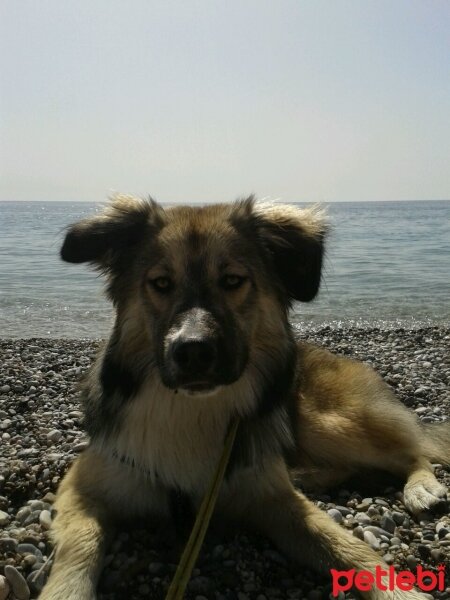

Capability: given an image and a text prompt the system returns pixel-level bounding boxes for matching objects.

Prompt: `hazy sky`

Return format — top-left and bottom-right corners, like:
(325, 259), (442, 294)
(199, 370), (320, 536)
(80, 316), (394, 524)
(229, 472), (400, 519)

(1, 1), (449, 203)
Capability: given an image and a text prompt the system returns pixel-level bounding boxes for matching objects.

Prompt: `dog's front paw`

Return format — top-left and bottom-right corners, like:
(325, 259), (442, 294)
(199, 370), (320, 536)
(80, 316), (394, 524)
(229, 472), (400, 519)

(403, 477), (448, 514)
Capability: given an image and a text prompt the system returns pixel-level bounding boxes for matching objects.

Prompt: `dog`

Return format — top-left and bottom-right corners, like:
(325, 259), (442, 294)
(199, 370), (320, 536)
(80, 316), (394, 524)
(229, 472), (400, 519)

(40, 196), (449, 600)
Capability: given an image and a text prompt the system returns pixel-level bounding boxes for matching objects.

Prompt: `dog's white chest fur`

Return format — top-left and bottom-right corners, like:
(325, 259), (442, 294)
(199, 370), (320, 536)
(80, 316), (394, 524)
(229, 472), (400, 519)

(103, 376), (257, 493)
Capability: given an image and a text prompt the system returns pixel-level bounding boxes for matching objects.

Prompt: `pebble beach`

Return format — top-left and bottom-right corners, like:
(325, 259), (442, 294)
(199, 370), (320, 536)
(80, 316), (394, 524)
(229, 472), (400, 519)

(0, 327), (449, 600)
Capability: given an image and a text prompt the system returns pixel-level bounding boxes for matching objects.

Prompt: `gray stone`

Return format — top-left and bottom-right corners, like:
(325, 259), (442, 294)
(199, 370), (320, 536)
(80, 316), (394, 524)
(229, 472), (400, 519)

(39, 509), (52, 529)
(327, 508), (343, 523)
(72, 440), (89, 452)
(23, 510), (41, 526)
(363, 530), (380, 550)
(47, 429), (62, 442)
(27, 571), (47, 595)
(356, 498), (372, 511)
(374, 498), (389, 507)
(22, 555), (37, 568)
(380, 515), (396, 534)
(392, 511), (406, 526)
(0, 537), (18, 553)
(0, 576), (10, 600)
(430, 548), (443, 562)
(4, 565), (30, 600)
(355, 512), (371, 524)
(352, 525), (364, 540)
(436, 523), (449, 539)
(42, 492), (56, 504)
(17, 543), (44, 561)
(364, 525), (393, 539)
(16, 506), (31, 524)
(335, 505), (352, 517)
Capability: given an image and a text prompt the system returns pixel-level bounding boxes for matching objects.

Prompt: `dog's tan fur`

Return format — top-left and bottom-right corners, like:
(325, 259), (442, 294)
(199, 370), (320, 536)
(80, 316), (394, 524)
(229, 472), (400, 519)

(40, 196), (449, 600)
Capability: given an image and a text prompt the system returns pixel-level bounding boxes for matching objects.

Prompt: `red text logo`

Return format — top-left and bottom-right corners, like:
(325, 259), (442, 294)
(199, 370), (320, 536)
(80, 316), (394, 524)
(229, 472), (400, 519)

(330, 565), (445, 596)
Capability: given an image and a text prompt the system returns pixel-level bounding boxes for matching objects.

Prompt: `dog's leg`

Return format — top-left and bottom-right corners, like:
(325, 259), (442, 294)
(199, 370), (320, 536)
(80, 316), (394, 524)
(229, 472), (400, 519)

(247, 479), (429, 600)
(39, 455), (111, 600)
(299, 404), (447, 514)
(297, 348), (448, 513)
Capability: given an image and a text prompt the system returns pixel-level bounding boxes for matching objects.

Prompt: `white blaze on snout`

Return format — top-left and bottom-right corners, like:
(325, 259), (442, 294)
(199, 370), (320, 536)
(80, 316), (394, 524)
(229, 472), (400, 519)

(164, 308), (216, 353)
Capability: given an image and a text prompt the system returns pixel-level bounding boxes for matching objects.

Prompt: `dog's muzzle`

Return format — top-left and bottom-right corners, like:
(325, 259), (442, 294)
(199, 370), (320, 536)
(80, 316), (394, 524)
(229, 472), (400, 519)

(169, 337), (218, 389)
(163, 308), (222, 393)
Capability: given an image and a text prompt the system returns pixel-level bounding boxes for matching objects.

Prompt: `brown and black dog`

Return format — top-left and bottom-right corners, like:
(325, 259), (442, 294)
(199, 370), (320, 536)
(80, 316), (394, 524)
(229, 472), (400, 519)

(40, 196), (449, 600)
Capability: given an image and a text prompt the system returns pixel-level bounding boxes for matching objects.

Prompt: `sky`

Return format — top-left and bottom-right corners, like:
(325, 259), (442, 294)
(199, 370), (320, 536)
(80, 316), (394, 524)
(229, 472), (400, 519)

(1, 1), (449, 203)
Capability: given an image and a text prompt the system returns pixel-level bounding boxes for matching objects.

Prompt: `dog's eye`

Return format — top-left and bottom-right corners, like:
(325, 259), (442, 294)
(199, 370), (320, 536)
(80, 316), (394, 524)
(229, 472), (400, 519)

(220, 275), (246, 290)
(148, 277), (173, 293)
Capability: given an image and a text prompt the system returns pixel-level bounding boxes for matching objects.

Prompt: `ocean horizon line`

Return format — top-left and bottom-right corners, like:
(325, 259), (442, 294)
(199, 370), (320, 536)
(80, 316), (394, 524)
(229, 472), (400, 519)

(1, 198), (449, 204)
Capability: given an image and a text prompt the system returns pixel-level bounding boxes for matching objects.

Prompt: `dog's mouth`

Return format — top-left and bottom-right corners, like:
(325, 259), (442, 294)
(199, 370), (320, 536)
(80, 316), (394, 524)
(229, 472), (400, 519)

(176, 382), (223, 397)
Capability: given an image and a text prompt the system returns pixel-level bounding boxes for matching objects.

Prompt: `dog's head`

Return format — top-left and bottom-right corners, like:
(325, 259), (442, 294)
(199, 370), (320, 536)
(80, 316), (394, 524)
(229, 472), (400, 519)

(61, 196), (327, 396)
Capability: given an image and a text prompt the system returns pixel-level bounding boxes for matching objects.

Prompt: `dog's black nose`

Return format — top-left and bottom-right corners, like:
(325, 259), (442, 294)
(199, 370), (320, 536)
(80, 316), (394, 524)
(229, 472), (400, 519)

(172, 339), (217, 374)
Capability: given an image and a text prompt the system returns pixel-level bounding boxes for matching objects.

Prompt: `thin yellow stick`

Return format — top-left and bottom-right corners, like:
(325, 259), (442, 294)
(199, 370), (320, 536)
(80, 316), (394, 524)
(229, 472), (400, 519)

(165, 418), (240, 600)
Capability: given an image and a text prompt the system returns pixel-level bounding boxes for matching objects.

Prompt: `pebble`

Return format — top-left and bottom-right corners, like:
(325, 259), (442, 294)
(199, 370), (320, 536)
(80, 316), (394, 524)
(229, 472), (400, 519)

(392, 511), (406, 526)
(436, 523), (449, 538)
(0, 576), (10, 600)
(327, 509), (343, 523)
(352, 525), (364, 540)
(27, 570), (47, 595)
(364, 525), (393, 539)
(430, 548), (443, 562)
(355, 512), (372, 524)
(0, 537), (18, 553)
(47, 428), (63, 442)
(0, 509), (10, 526)
(39, 509), (52, 529)
(17, 543), (43, 561)
(380, 514), (396, 534)
(363, 530), (380, 550)
(42, 492), (56, 504)
(72, 440), (89, 452)
(4, 565), (30, 600)
(334, 505), (352, 517)
(22, 555), (37, 568)
(23, 510), (41, 526)
(356, 498), (372, 511)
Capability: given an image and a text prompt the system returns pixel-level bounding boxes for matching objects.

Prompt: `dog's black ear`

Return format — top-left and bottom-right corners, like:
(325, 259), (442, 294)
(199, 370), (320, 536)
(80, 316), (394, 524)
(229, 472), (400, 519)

(254, 201), (328, 302)
(61, 196), (165, 266)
